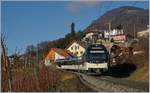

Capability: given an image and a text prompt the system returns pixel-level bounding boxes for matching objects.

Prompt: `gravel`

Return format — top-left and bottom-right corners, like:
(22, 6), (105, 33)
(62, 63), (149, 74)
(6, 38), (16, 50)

(78, 73), (148, 92)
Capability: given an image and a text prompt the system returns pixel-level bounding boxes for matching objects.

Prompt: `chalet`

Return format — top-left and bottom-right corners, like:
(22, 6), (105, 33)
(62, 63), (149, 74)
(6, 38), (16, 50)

(44, 48), (74, 66)
(66, 41), (86, 58)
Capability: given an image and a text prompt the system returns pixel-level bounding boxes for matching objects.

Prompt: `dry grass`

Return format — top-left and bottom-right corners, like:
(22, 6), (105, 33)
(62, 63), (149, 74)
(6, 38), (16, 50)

(57, 71), (93, 92)
(127, 52), (149, 83)
(2, 63), (92, 92)
(129, 64), (149, 83)
(126, 38), (149, 83)
(61, 72), (75, 81)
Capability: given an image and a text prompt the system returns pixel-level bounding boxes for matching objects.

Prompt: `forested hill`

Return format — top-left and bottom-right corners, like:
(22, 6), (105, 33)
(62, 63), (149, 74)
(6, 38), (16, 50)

(24, 25), (85, 60)
(84, 6), (149, 35)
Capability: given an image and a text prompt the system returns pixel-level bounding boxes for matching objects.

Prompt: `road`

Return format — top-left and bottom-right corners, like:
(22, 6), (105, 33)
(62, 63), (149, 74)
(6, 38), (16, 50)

(76, 72), (149, 92)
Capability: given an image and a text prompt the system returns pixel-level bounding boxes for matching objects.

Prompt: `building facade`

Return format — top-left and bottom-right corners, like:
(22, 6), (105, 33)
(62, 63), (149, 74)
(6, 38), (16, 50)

(104, 29), (124, 39)
(66, 41), (86, 58)
(44, 48), (74, 66)
(137, 28), (149, 38)
(83, 29), (104, 44)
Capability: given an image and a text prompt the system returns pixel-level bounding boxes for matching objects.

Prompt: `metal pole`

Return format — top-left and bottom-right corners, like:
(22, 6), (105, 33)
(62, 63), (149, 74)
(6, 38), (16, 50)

(36, 44), (39, 67)
(108, 22), (111, 41)
(108, 22), (111, 55)
(134, 24), (135, 38)
(34, 44), (40, 91)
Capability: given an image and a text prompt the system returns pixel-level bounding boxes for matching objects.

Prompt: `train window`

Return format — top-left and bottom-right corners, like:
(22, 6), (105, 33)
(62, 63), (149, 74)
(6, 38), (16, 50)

(80, 51), (83, 54)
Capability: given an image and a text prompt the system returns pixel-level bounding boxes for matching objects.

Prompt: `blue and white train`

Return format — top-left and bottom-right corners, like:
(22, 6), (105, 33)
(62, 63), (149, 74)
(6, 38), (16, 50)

(56, 44), (110, 73)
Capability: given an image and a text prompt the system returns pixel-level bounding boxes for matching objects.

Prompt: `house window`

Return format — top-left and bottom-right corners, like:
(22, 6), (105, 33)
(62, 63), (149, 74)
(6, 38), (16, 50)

(75, 46), (77, 50)
(71, 47), (73, 50)
(78, 46), (79, 49)
(80, 51), (83, 54)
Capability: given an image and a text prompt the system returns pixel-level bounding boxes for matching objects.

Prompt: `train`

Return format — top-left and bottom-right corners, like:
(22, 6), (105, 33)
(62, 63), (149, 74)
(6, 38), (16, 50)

(56, 44), (110, 74)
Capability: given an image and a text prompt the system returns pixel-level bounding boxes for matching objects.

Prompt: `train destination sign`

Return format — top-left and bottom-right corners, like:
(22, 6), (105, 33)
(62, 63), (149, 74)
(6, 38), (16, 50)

(90, 50), (105, 53)
(91, 47), (103, 49)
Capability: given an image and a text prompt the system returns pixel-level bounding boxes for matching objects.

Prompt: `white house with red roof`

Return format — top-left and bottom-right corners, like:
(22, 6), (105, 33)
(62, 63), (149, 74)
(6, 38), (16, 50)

(44, 48), (74, 66)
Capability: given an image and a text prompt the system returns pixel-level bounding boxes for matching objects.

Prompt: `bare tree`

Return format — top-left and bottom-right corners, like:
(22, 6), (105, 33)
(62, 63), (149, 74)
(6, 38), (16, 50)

(1, 33), (12, 92)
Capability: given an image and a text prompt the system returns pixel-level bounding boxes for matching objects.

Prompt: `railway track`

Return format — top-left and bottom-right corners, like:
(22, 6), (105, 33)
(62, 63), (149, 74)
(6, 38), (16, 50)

(75, 72), (148, 92)
(95, 75), (149, 91)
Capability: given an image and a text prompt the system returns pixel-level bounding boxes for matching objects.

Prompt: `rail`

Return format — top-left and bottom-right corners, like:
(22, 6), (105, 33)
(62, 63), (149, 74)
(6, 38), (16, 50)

(71, 71), (148, 92)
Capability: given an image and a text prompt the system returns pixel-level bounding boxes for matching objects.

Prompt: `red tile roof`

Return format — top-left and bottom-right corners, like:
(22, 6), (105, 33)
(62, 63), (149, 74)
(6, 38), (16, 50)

(51, 48), (74, 57)
(45, 48), (75, 61)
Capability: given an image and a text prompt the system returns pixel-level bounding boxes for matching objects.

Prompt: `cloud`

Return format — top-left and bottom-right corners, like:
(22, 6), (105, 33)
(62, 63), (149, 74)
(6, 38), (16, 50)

(67, 1), (101, 14)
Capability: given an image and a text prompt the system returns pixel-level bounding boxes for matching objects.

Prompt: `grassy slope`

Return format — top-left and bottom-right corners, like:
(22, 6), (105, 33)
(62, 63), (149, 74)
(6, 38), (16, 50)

(128, 53), (149, 83)
(58, 71), (93, 92)
(129, 64), (149, 83)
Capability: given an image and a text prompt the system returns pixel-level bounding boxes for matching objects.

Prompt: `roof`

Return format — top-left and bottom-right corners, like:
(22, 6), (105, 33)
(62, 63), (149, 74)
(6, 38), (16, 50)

(65, 40), (86, 49)
(85, 29), (103, 34)
(51, 48), (74, 57)
(112, 34), (134, 38)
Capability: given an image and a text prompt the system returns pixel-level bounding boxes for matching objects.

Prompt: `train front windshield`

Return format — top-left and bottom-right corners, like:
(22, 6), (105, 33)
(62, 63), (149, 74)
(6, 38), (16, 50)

(86, 46), (107, 62)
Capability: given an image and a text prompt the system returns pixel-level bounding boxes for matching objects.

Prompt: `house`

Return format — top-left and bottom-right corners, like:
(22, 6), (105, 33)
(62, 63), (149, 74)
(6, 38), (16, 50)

(66, 41), (86, 58)
(44, 48), (74, 66)
(104, 25), (124, 40)
(83, 29), (104, 44)
(111, 34), (134, 43)
(104, 29), (124, 39)
(137, 28), (149, 38)
(84, 29), (103, 40)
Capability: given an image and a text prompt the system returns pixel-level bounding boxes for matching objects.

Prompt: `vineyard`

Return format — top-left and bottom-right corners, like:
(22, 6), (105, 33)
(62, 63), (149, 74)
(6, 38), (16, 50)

(11, 65), (61, 92)
(1, 36), (61, 92)
(2, 63), (92, 92)
(1, 34), (91, 92)
(2, 54), (60, 92)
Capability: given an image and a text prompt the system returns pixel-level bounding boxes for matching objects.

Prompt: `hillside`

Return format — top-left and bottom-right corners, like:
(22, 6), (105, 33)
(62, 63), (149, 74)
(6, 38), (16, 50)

(84, 6), (149, 36)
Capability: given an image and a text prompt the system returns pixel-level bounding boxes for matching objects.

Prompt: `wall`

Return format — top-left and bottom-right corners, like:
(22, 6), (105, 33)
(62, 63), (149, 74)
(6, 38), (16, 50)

(104, 29), (124, 39)
(44, 50), (55, 66)
(55, 52), (65, 61)
(67, 42), (85, 57)
(137, 28), (149, 38)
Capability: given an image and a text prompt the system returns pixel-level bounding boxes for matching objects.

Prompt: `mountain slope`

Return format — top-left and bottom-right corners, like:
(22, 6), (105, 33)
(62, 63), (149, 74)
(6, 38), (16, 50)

(84, 6), (149, 36)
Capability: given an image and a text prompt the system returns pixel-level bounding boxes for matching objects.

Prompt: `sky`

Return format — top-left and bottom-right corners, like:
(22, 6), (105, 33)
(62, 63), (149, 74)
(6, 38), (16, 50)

(1, 1), (149, 55)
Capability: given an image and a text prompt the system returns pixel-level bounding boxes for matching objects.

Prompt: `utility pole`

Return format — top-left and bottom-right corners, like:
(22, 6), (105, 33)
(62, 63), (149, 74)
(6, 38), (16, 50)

(134, 24), (135, 39)
(108, 22), (111, 41)
(34, 44), (40, 91)
(36, 44), (39, 67)
(107, 22), (112, 55)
